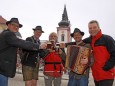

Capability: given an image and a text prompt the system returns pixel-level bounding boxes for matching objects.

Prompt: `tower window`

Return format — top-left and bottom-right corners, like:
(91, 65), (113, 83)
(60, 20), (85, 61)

(61, 34), (65, 41)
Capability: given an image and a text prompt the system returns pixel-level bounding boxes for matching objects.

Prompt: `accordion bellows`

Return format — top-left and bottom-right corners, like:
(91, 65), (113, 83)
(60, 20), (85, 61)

(65, 45), (91, 74)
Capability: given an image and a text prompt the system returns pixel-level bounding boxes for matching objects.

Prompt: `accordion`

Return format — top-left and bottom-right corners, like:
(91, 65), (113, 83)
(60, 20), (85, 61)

(65, 45), (91, 74)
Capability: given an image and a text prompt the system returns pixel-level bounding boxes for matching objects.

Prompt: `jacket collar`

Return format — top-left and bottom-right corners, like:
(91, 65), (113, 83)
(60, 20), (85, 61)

(33, 36), (40, 42)
(92, 30), (102, 41)
(76, 41), (82, 45)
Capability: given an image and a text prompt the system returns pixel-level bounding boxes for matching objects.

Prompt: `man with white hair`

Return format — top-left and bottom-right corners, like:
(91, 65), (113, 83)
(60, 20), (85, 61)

(40, 32), (66, 86)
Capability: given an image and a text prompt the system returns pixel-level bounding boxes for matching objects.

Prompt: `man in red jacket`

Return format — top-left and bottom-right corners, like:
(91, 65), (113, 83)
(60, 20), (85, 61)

(40, 32), (66, 86)
(83, 20), (115, 86)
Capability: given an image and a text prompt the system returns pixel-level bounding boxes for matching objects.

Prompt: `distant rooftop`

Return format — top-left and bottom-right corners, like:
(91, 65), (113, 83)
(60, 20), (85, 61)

(0, 16), (7, 24)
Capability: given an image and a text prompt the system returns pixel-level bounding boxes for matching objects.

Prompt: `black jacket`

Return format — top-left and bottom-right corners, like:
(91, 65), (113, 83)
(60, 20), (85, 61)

(0, 30), (40, 77)
(21, 36), (41, 67)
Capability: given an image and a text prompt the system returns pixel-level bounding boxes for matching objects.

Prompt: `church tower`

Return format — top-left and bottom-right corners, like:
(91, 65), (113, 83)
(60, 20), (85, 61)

(57, 5), (71, 43)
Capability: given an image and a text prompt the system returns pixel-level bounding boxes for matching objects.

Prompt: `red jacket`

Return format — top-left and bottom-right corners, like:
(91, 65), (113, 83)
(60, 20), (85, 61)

(43, 52), (64, 77)
(91, 31), (115, 81)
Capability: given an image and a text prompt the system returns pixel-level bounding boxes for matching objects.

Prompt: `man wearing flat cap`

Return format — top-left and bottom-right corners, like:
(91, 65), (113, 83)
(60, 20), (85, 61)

(21, 25), (44, 86)
(60, 28), (94, 86)
(0, 18), (46, 86)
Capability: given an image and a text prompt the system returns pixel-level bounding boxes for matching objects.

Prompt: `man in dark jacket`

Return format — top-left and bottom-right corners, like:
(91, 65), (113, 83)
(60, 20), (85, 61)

(0, 18), (46, 86)
(83, 20), (115, 86)
(21, 26), (44, 86)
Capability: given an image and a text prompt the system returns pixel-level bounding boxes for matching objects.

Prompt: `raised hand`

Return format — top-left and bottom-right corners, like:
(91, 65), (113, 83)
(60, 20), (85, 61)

(40, 43), (47, 49)
(60, 43), (65, 48)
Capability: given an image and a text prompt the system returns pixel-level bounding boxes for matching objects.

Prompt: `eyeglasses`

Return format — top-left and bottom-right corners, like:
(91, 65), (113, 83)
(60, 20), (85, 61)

(10, 23), (19, 28)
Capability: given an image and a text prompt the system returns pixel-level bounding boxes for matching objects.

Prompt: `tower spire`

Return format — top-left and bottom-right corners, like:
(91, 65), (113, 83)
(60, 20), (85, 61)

(58, 5), (70, 27)
(62, 5), (68, 21)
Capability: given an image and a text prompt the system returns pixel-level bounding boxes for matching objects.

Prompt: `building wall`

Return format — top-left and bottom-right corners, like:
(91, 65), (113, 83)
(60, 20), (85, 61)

(0, 23), (7, 33)
(57, 27), (71, 43)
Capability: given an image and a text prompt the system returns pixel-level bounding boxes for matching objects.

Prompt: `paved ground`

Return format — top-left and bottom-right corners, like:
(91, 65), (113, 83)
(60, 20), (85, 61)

(8, 71), (115, 86)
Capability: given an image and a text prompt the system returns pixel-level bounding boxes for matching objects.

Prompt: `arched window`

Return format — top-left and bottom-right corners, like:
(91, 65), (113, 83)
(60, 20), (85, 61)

(61, 34), (65, 41)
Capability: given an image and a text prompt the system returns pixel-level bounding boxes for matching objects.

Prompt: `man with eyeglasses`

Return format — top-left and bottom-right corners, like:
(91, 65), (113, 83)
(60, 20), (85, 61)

(0, 18), (47, 86)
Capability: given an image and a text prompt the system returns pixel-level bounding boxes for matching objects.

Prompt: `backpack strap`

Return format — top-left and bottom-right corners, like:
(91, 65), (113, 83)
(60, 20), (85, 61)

(31, 36), (36, 43)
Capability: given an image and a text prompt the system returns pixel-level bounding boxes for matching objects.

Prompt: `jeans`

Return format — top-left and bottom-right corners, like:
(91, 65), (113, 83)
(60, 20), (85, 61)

(68, 75), (88, 86)
(0, 74), (8, 86)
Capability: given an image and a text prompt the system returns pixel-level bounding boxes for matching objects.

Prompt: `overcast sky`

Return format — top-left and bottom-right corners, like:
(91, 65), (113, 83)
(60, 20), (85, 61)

(0, 0), (115, 40)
